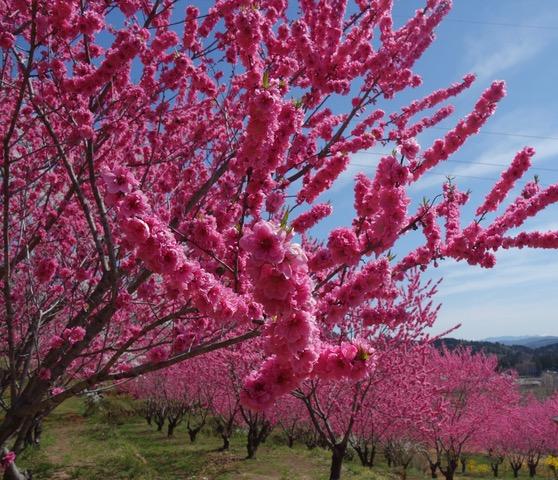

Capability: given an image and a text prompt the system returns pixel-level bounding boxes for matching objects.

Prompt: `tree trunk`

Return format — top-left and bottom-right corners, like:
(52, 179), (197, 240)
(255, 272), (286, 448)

(287, 435), (294, 448)
(220, 433), (230, 451)
(460, 457), (467, 474)
(429, 461), (439, 479)
(441, 459), (457, 480)
(442, 469), (454, 480)
(354, 444), (375, 467)
(188, 427), (200, 443)
(511, 466), (521, 478)
(491, 463), (499, 477)
(167, 421), (176, 437)
(246, 436), (257, 459)
(155, 415), (165, 432)
(329, 444), (346, 480)
(528, 462), (537, 477)
(33, 422), (42, 446)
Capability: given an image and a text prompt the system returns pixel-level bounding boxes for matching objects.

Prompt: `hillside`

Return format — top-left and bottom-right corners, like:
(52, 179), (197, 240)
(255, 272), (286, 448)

(484, 336), (558, 349)
(434, 338), (558, 376)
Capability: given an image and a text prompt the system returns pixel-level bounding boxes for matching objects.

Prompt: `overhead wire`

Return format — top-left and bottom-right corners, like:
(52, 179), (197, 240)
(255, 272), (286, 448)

(427, 127), (558, 142)
(353, 152), (558, 174)
(392, 15), (558, 32)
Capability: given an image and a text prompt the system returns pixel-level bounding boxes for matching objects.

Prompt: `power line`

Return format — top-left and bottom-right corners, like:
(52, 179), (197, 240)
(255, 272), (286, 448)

(393, 15), (558, 31)
(354, 152), (558, 174)
(440, 158), (558, 173)
(352, 162), (498, 182)
(429, 126), (558, 142)
(439, 18), (558, 31)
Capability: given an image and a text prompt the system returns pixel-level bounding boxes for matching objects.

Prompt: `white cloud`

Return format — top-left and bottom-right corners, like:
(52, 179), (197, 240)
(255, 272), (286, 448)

(468, 41), (546, 80)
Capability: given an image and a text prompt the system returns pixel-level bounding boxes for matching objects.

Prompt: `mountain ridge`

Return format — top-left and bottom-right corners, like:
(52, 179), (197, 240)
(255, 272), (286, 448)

(434, 337), (558, 376)
(483, 335), (558, 348)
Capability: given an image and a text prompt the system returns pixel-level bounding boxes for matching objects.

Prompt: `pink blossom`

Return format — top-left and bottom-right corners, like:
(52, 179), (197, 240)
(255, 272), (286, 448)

(100, 166), (138, 194)
(291, 203), (333, 233)
(147, 346), (169, 363)
(1, 451), (16, 468)
(120, 191), (149, 217)
(240, 221), (286, 264)
(327, 227), (361, 265)
(0, 32), (14, 49)
(63, 327), (86, 344)
(36, 258), (58, 283)
(48, 335), (65, 349)
(122, 217), (151, 244)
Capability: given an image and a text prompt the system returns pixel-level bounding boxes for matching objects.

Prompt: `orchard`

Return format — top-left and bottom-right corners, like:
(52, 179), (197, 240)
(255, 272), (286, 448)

(1, 0), (558, 479)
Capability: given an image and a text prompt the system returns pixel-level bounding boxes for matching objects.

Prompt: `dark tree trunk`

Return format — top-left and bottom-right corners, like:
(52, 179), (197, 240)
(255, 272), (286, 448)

(385, 447), (393, 468)
(400, 459), (413, 480)
(154, 414), (165, 432)
(32, 422), (42, 447)
(167, 421), (177, 437)
(429, 460), (439, 478)
(511, 464), (521, 478)
(460, 456), (467, 474)
(220, 433), (230, 451)
(287, 435), (294, 448)
(491, 463), (499, 477)
(245, 420), (271, 459)
(329, 444), (347, 480)
(246, 438), (257, 459)
(145, 415), (152, 426)
(354, 444), (376, 467)
(528, 462), (537, 477)
(441, 458), (458, 480)
(188, 426), (201, 443)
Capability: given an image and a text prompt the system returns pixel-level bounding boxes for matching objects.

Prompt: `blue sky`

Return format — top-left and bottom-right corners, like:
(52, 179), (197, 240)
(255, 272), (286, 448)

(324, 0), (558, 340)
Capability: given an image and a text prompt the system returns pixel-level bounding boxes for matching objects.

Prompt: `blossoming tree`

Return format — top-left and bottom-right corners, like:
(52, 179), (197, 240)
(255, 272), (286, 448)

(2, 0), (558, 477)
(420, 348), (518, 480)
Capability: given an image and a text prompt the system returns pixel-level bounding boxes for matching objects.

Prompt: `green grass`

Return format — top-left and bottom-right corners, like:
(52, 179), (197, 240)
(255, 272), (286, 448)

(14, 397), (556, 480)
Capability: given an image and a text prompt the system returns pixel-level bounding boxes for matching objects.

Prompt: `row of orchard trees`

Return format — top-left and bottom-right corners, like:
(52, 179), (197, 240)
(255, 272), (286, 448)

(126, 340), (558, 480)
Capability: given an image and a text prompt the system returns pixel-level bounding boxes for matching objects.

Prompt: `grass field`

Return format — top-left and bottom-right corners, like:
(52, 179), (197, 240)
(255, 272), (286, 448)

(13, 397), (556, 480)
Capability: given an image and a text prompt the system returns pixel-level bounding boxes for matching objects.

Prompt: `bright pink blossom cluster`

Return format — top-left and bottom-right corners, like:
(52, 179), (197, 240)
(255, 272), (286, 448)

(291, 204), (333, 234)
(476, 147), (535, 215)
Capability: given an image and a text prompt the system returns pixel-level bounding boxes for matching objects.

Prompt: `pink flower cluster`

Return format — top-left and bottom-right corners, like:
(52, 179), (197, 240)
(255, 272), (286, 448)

(1, 451), (16, 468)
(101, 166), (258, 332)
(475, 147), (535, 215)
(356, 156), (410, 255)
(240, 220), (325, 409)
(298, 154), (350, 203)
(318, 258), (396, 324)
(391, 74), (475, 132)
(327, 228), (361, 266)
(36, 258), (58, 283)
(65, 29), (146, 95)
(63, 327), (86, 345)
(413, 81), (507, 179)
(291, 204), (333, 234)
(313, 342), (374, 381)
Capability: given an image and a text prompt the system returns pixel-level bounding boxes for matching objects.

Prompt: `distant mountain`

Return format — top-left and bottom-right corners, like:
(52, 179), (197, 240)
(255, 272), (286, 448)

(484, 336), (558, 348)
(434, 337), (558, 376)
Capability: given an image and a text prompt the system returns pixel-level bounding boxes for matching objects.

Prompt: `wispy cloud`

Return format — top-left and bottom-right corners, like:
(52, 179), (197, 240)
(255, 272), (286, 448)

(461, 11), (557, 81)
(467, 41), (546, 80)
(410, 128), (558, 193)
(431, 248), (558, 297)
